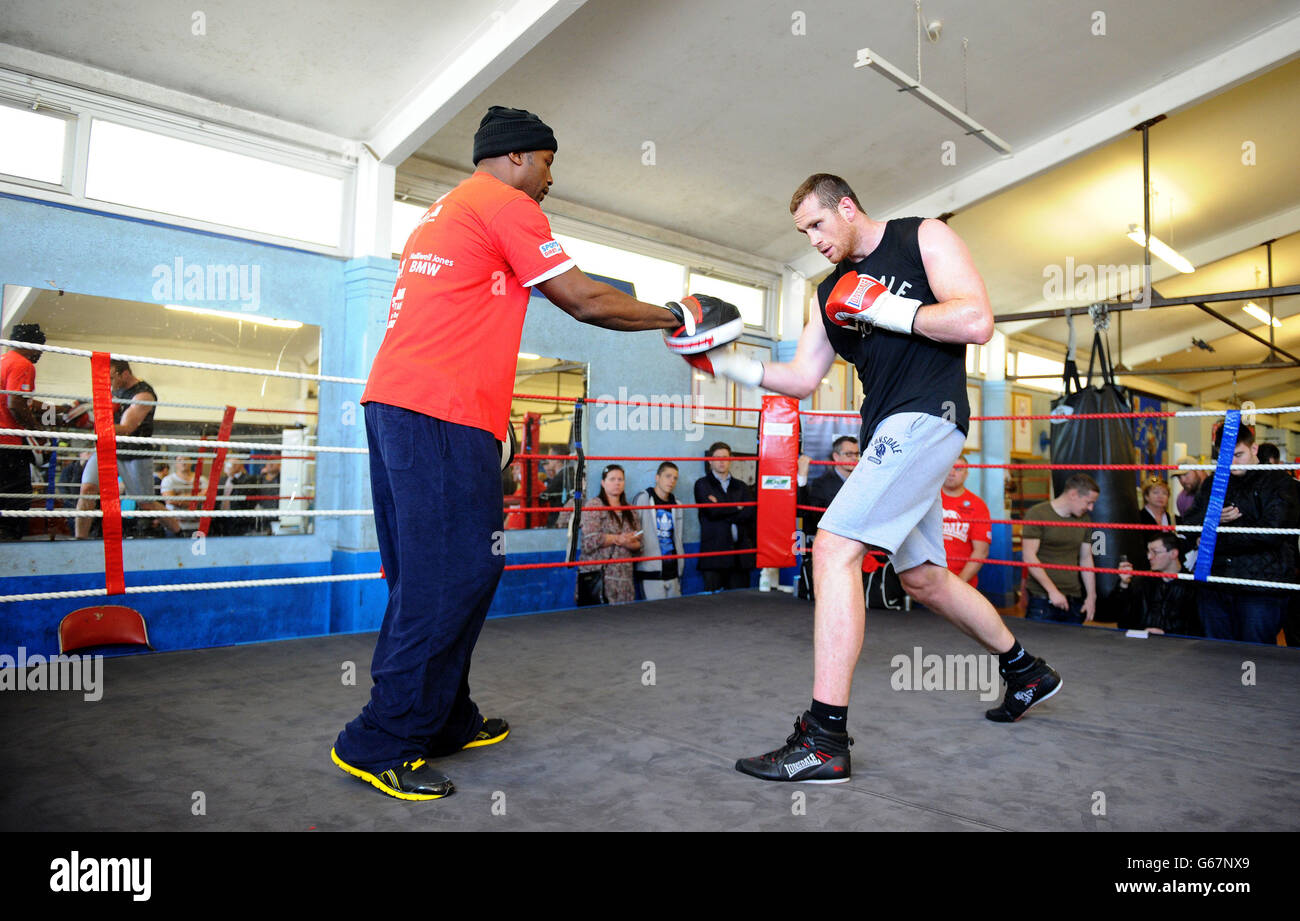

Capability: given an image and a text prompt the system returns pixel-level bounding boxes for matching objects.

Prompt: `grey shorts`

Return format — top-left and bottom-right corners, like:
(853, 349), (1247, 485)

(818, 412), (966, 573)
(82, 453), (156, 499)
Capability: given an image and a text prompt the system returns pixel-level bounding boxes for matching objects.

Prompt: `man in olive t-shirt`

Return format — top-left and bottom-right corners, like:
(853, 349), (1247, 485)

(1021, 474), (1100, 624)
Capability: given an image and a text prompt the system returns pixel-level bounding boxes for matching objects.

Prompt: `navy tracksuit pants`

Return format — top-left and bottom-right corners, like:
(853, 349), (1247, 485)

(334, 403), (505, 772)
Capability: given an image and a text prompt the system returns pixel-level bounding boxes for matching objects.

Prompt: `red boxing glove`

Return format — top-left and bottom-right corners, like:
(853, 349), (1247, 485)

(824, 271), (921, 335)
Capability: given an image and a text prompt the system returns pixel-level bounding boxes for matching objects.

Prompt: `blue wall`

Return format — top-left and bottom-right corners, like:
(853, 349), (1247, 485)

(0, 195), (773, 658)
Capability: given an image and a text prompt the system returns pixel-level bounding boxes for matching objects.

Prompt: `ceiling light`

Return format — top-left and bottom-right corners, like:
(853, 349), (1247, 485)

(854, 48), (1012, 155)
(164, 304), (302, 329)
(517, 352), (541, 360)
(1126, 226), (1195, 274)
(1242, 302), (1282, 328)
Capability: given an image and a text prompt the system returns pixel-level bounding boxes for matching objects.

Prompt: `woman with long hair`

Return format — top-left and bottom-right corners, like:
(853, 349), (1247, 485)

(578, 464), (642, 604)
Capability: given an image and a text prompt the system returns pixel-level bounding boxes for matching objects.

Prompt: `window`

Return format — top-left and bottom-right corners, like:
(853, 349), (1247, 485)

(0, 103), (69, 185)
(1012, 351), (1066, 393)
(686, 273), (767, 328)
(85, 119), (344, 246)
(391, 200), (428, 255)
(555, 233), (685, 305)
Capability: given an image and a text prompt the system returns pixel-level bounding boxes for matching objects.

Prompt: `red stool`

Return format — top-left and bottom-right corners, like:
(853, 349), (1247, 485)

(58, 605), (150, 653)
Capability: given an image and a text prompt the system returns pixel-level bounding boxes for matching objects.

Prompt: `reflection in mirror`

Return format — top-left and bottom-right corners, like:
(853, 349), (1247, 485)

(503, 355), (586, 530)
(1, 285), (320, 541)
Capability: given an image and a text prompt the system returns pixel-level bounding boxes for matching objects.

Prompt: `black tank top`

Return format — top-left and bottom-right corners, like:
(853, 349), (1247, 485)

(113, 379), (157, 440)
(816, 217), (969, 443)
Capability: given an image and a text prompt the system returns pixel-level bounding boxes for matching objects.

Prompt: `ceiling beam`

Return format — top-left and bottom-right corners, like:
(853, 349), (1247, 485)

(1000, 206), (1300, 341)
(368, 1), (587, 165)
(1197, 367), (1300, 402)
(840, 14), (1300, 244)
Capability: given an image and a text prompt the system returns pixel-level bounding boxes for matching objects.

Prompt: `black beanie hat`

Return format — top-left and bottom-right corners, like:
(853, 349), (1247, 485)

(11, 323), (45, 345)
(472, 106), (557, 164)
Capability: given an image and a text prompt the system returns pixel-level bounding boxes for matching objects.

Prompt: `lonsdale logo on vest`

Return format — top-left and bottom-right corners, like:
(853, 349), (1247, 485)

(0, 647), (103, 701)
(49, 852), (151, 901)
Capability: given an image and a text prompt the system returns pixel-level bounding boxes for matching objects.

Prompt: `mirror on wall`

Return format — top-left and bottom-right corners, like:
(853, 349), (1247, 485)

(2, 284), (320, 541)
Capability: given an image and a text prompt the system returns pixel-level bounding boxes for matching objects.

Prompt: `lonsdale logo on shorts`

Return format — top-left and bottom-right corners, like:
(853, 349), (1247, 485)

(866, 435), (903, 464)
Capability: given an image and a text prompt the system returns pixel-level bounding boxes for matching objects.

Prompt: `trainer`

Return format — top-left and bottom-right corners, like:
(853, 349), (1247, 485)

(690, 174), (1063, 783)
(331, 106), (741, 800)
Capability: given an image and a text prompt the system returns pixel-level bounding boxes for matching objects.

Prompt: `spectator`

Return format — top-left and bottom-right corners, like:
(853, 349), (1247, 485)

(1109, 533), (1200, 635)
(253, 462), (281, 534)
(633, 462), (684, 600)
(540, 447), (577, 527)
(794, 436), (859, 600)
(941, 458), (992, 588)
(75, 359), (181, 538)
(216, 458), (255, 536)
(797, 435), (859, 537)
(1021, 473), (1100, 624)
(161, 457), (196, 523)
(1173, 458), (1205, 518)
(1186, 427), (1300, 644)
(1136, 477), (1176, 569)
(57, 451), (91, 507)
(0, 324), (45, 541)
(1258, 443), (1300, 647)
(694, 441), (756, 591)
(573, 464), (641, 604)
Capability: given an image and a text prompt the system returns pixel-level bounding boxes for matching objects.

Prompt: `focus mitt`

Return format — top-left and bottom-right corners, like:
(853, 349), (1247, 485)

(663, 294), (744, 355)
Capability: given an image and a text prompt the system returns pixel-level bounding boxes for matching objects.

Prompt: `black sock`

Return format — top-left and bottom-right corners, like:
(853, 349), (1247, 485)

(810, 699), (848, 732)
(999, 640), (1031, 672)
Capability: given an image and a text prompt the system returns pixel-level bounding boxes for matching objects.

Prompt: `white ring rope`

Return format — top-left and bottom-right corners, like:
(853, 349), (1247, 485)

(0, 572), (385, 604)
(0, 388), (314, 414)
(0, 339), (366, 386)
(0, 566), (1291, 605)
(0, 508), (366, 518)
(1, 444), (315, 462)
(0, 428), (364, 455)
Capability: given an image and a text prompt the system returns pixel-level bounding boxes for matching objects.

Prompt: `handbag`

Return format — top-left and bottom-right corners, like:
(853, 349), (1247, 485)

(576, 568), (607, 606)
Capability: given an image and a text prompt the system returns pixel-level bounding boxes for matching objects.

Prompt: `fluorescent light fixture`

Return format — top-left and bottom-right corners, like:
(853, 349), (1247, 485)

(1126, 226), (1195, 274)
(164, 304), (302, 329)
(854, 48), (1012, 155)
(1243, 302), (1282, 328)
(517, 352), (541, 360)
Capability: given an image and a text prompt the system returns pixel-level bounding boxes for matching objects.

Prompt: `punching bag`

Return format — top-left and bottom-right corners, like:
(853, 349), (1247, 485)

(1049, 332), (1144, 603)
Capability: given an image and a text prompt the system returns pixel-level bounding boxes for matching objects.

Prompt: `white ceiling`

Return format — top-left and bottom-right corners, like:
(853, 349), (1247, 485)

(409, 0), (1300, 262)
(2, 0), (1299, 409)
(0, 0), (505, 139)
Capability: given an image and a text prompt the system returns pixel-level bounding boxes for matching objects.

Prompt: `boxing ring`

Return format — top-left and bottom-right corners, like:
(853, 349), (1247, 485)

(1, 336), (1298, 832)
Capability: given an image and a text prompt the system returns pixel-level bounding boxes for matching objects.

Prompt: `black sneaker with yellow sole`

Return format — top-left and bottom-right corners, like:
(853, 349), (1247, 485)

(462, 717), (510, 749)
(330, 747), (454, 800)
(735, 711), (853, 783)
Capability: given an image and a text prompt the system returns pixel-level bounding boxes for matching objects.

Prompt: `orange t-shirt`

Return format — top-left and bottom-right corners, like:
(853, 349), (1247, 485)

(942, 488), (992, 585)
(362, 172), (574, 440)
(0, 350), (36, 446)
